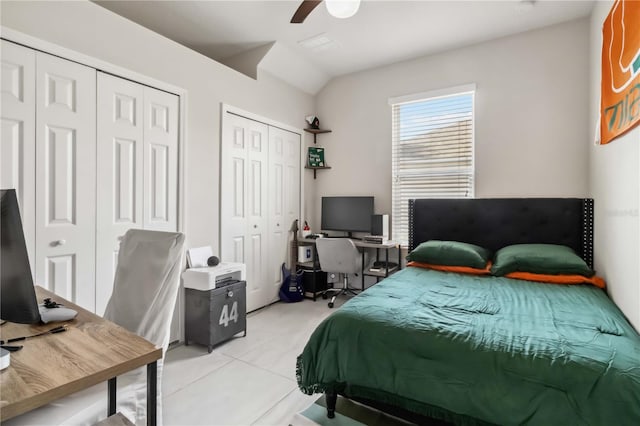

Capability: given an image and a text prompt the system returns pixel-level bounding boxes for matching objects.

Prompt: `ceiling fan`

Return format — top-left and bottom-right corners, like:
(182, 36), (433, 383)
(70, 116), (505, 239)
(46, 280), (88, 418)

(291, 0), (361, 23)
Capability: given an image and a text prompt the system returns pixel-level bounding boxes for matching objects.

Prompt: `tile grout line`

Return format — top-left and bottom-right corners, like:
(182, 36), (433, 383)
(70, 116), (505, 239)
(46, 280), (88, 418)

(217, 358), (298, 425)
(162, 354), (235, 399)
(248, 388), (300, 426)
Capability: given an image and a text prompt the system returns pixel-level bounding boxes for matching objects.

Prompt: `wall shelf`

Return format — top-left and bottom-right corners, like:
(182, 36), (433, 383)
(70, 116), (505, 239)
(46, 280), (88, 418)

(305, 127), (331, 178)
(303, 128), (331, 144)
(305, 165), (332, 179)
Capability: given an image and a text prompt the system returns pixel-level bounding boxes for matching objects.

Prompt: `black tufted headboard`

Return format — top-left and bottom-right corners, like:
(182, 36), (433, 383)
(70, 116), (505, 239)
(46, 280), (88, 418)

(408, 198), (594, 268)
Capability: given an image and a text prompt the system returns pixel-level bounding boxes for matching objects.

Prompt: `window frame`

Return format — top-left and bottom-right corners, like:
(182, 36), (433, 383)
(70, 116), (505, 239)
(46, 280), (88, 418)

(389, 84), (476, 246)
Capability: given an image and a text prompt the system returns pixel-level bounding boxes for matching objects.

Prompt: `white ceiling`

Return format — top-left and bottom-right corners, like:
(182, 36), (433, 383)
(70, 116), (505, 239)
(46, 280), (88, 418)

(95, 0), (594, 93)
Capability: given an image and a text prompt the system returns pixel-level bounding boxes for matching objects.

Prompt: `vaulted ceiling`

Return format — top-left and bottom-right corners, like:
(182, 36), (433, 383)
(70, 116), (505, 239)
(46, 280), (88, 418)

(95, 1), (594, 93)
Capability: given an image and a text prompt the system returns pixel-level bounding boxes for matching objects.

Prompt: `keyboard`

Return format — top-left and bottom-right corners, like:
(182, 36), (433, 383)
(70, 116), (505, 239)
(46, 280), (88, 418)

(372, 261), (398, 269)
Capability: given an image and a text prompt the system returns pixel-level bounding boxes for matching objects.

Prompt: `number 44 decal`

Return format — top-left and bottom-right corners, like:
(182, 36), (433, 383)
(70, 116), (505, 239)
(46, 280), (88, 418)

(219, 301), (239, 327)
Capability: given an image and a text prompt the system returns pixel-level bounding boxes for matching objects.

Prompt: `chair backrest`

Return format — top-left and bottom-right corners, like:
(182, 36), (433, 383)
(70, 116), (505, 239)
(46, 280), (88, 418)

(103, 229), (185, 352)
(315, 238), (360, 274)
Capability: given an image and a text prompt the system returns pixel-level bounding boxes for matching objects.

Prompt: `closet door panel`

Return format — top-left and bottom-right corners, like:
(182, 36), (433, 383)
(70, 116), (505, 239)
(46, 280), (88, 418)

(221, 115), (249, 265)
(35, 52), (96, 311)
(221, 113), (270, 312)
(143, 87), (178, 232)
(0, 40), (36, 275)
(268, 128), (287, 296)
(96, 72), (144, 315)
(284, 132), (301, 233)
(246, 121), (269, 311)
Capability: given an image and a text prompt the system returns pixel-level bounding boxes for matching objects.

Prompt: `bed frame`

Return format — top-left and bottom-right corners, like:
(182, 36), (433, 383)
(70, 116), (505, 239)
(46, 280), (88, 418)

(409, 198), (594, 267)
(325, 197), (595, 423)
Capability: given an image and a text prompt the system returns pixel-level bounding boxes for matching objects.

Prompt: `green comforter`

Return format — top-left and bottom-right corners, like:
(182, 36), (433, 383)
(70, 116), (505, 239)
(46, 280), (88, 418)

(296, 267), (640, 425)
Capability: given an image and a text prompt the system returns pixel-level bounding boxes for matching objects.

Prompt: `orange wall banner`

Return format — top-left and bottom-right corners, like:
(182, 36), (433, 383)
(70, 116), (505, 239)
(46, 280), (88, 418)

(600, 0), (640, 145)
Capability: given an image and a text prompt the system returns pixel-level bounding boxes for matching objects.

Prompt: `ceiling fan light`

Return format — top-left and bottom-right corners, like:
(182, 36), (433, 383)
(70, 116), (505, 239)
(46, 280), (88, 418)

(325, 0), (361, 19)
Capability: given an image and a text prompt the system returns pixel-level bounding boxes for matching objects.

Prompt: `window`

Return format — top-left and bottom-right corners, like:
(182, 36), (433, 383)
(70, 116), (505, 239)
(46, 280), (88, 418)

(390, 85), (475, 246)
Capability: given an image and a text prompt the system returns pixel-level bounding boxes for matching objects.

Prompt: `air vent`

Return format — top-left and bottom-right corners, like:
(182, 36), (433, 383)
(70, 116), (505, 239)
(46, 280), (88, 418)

(298, 33), (340, 52)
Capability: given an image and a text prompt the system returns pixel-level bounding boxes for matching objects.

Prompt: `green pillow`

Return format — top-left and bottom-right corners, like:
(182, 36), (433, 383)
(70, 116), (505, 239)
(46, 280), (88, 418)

(491, 244), (594, 277)
(407, 240), (492, 269)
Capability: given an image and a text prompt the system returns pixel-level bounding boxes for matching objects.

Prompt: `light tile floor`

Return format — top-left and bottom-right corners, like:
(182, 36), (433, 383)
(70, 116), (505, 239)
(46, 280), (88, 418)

(162, 296), (346, 426)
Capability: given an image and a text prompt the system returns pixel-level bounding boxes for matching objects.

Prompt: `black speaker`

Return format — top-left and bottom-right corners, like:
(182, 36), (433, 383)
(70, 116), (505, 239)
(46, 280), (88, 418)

(371, 214), (389, 238)
(207, 256), (220, 267)
(301, 268), (327, 294)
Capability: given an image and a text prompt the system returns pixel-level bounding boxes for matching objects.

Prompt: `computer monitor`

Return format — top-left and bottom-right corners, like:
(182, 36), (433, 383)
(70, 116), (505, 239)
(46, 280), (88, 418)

(1, 189), (41, 324)
(321, 196), (374, 238)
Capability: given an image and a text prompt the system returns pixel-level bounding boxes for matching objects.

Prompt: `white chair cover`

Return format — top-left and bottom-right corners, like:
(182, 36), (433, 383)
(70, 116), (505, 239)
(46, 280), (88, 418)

(5, 229), (185, 426)
(104, 229), (185, 351)
(103, 229), (185, 425)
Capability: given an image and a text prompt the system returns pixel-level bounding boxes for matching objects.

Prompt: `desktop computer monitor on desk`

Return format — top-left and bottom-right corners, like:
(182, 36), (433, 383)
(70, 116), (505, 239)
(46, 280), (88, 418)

(0, 189), (77, 327)
(320, 196), (389, 241)
(1, 189), (41, 325)
(321, 196), (374, 238)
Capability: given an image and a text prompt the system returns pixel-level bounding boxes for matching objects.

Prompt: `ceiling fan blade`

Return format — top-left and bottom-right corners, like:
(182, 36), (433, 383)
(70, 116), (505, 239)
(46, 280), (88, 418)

(291, 0), (323, 23)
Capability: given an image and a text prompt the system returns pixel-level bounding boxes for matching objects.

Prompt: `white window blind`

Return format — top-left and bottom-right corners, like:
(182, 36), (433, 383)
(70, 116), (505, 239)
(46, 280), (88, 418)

(391, 87), (475, 246)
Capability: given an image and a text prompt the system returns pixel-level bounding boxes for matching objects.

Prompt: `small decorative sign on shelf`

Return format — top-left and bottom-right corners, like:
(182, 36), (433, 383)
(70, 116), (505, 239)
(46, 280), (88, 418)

(307, 147), (325, 167)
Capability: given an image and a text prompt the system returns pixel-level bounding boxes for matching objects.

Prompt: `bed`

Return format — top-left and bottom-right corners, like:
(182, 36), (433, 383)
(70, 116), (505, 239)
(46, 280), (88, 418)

(296, 198), (640, 425)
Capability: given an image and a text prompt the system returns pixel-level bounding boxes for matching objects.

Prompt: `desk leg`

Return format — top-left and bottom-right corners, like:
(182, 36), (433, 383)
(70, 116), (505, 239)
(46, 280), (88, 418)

(108, 377), (117, 416)
(312, 246), (318, 301)
(361, 250), (365, 291)
(385, 248), (389, 276)
(147, 361), (157, 426)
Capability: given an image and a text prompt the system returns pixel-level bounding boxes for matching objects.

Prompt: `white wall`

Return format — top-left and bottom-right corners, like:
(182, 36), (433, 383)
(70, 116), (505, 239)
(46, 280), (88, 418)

(0, 0), (315, 253)
(313, 19), (590, 230)
(588, 1), (640, 330)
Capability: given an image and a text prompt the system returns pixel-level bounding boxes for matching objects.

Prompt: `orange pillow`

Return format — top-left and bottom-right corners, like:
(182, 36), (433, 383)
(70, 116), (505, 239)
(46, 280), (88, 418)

(407, 261), (492, 276)
(504, 272), (606, 289)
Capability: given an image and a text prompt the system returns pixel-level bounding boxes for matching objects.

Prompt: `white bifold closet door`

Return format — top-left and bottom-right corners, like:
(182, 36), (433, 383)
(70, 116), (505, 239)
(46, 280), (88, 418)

(221, 112), (300, 313)
(96, 72), (179, 315)
(142, 86), (179, 232)
(267, 127), (301, 300)
(35, 53), (97, 311)
(1, 40), (36, 277)
(1, 40), (180, 316)
(96, 73), (144, 315)
(221, 114), (270, 313)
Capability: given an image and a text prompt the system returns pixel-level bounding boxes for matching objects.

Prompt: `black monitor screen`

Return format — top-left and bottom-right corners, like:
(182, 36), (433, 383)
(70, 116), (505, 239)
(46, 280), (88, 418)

(321, 196), (374, 233)
(1, 189), (40, 324)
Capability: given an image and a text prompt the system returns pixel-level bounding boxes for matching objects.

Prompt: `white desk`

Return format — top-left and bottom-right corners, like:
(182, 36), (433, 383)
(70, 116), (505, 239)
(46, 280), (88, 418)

(298, 238), (402, 297)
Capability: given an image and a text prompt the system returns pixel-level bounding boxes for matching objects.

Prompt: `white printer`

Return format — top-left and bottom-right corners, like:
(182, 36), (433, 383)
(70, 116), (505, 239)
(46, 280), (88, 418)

(182, 262), (246, 291)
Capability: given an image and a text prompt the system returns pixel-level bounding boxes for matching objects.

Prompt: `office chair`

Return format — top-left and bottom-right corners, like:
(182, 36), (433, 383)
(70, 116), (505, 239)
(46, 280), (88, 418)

(6, 229), (185, 426)
(315, 238), (361, 308)
(102, 229), (185, 425)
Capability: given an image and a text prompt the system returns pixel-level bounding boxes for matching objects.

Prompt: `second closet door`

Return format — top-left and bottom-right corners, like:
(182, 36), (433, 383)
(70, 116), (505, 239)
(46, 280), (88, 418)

(221, 114), (270, 312)
(35, 53), (96, 310)
(267, 127), (301, 302)
(221, 113), (300, 312)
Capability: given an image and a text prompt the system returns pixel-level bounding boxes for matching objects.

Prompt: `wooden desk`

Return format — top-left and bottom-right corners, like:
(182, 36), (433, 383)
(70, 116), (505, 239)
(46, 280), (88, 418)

(298, 238), (402, 296)
(0, 287), (162, 425)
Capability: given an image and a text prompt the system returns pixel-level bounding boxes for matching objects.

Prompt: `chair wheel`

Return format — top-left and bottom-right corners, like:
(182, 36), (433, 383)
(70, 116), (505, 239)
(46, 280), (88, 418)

(322, 293), (328, 299)
(328, 302), (334, 308)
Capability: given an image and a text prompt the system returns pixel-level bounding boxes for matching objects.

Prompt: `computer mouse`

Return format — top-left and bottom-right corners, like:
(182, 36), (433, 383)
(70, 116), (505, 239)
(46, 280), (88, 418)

(38, 304), (78, 323)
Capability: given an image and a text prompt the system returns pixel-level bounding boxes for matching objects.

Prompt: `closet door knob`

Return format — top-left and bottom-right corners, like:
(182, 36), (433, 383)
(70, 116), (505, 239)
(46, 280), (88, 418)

(253, 225), (257, 228)
(277, 223), (280, 227)
(54, 239), (66, 246)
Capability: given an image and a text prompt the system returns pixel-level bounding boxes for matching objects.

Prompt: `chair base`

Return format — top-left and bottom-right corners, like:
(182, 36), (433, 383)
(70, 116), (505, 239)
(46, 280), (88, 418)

(324, 277), (359, 308)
